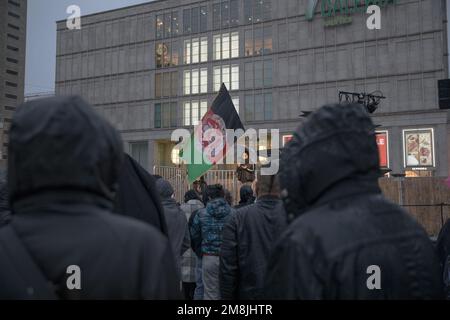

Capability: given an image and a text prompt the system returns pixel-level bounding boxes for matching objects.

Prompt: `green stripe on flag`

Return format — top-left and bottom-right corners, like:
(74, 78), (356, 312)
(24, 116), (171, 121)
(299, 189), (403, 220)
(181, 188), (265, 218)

(181, 135), (213, 183)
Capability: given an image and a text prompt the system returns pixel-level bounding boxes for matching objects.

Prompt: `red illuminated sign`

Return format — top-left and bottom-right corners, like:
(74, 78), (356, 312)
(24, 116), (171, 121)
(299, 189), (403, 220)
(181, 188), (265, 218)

(376, 132), (388, 168)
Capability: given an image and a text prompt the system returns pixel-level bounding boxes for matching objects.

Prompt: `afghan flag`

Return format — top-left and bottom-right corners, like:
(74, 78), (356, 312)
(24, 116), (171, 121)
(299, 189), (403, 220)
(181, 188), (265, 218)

(181, 84), (244, 183)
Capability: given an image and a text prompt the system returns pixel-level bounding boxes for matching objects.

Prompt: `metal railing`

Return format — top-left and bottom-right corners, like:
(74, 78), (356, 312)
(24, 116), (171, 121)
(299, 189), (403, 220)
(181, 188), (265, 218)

(153, 166), (254, 205)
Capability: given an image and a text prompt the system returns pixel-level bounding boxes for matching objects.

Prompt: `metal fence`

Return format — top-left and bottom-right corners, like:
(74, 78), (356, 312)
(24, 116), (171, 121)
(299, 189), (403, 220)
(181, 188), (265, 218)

(153, 166), (245, 205)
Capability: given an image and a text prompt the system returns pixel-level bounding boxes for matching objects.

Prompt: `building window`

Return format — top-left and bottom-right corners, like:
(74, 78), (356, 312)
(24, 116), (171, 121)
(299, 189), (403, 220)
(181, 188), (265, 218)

(155, 102), (178, 128)
(7, 45), (18, 52)
(184, 68), (208, 95)
(155, 71), (178, 98)
(8, 11), (20, 19)
(184, 100), (208, 126)
(6, 70), (18, 76)
(130, 142), (149, 171)
(213, 65), (239, 91)
(184, 37), (208, 64)
(244, 0), (271, 24)
(7, 23), (19, 31)
(5, 94), (17, 100)
(213, 0), (239, 29)
(213, 32), (239, 60)
(245, 93), (272, 121)
(232, 96), (240, 114)
(6, 57), (18, 64)
(245, 26), (272, 57)
(8, 0), (20, 7)
(184, 6), (208, 34)
(5, 81), (17, 88)
(7, 34), (19, 41)
(156, 12), (179, 39)
(156, 42), (178, 68)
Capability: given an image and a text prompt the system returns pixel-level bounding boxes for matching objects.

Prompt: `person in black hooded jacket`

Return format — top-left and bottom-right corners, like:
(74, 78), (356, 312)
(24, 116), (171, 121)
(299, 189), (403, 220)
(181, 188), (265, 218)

(264, 103), (443, 300)
(0, 95), (180, 299)
(0, 170), (10, 227)
(220, 172), (287, 299)
(234, 185), (255, 209)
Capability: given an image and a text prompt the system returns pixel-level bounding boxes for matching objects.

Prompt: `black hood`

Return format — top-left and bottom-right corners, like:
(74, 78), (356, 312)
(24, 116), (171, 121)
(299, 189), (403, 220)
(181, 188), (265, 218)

(279, 103), (380, 220)
(8, 95), (123, 205)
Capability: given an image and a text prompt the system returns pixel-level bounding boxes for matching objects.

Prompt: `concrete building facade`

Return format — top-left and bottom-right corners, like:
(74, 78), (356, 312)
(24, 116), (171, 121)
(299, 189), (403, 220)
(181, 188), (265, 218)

(55, 0), (450, 177)
(0, 0), (27, 165)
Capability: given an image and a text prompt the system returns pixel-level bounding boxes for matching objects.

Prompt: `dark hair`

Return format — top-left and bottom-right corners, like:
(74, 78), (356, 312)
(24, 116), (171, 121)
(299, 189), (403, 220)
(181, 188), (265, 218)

(206, 184), (224, 200)
(256, 171), (280, 196)
(184, 189), (201, 203)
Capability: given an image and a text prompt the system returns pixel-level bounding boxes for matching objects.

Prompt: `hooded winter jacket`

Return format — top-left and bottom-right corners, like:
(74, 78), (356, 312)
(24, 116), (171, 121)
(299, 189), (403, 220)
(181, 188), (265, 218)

(264, 103), (443, 300)
(190, 198), (233, 256)
(220, 195), (287, 299)
(0, 96), (180, 299)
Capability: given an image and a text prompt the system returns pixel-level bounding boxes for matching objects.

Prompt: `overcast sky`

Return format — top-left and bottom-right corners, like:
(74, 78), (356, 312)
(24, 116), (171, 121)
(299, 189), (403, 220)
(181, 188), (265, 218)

(25, 0), (450, 96)
(25, 0), (151, 95)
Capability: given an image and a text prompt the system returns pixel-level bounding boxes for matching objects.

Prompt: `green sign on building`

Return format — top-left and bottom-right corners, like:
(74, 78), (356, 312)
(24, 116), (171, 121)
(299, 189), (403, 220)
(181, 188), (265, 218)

(306, 0), (397, 23)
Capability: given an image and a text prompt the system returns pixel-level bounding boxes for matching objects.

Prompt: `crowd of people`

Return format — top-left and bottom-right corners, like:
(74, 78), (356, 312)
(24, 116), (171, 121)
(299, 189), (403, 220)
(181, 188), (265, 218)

(0, 95), (449, 299)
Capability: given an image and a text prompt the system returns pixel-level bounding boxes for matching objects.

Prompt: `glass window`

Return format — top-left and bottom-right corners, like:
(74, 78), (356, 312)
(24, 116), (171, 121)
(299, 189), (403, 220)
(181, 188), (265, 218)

(213, 3), (221, 29)
(155, 103), (161, 128)
(156, 43), (164, 68)
(264, 93), (272, 120)
(200, 37), (208, 62)
(263, 26), (272, 54)
(164, 42), (171, 67)
(200, 101), (208, 119)
(221, 1), (230, 28)
(163, 72), (171, 97)
(200, 6), (208, 31)
(262, 0), (271, 21)
(232, 96), (240, 114)
(155, 73), (162, 98)
(253, 0), (262, 23)
(278, 23), (287, 51)
(162, 103), (171, 127)
(254, 27), (263, 55)
(263, 59), (272, 87)
(171, 102), (178, 127)
(244, 62), (253, 89)
(231, 65), (239, 90)
(171, 71), (178, 96)
(200, 68), (208, 93)
(230, 0), (239, 26)
(192, 69), (199, 94)
(192, 7), (200, 33)
(244, 0), (252, 24)
(254, 61), (263, 87)
(213, 35), (222, 60)
(222, 34), (230, 59)
(192, 38), (200, 63)
(184, 40), (191, 64)
(214, 66), (222, 91)
(172, 12), (180, 36)
(254, 94), (264, 121)
(245, 30), (253, 56)
(184, 102), (191, 125)
(244, 94), (254, 121)
(223, 66), (230, 89)
(172, 40), (179, 66)
(192, 101), (200, 125)
(156, 15), (163, 38)
(183, 9), (191, 34)
(131, 142), (149, 170)
(231, 32), (239, 58)
(164, 13), (172, 38)
(184, 70), (191, 95)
